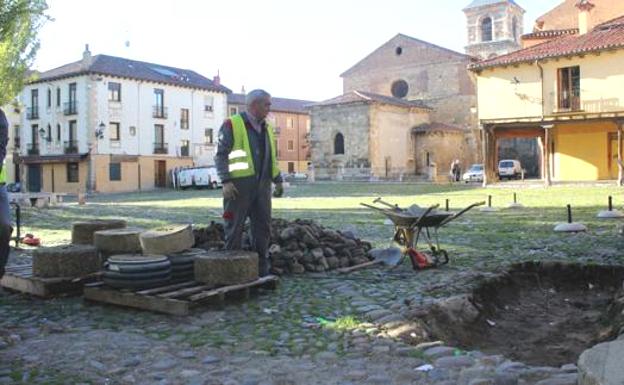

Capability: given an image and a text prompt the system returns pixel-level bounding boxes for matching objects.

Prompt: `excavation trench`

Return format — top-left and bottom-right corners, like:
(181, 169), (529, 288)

(420, 262), (624, 366)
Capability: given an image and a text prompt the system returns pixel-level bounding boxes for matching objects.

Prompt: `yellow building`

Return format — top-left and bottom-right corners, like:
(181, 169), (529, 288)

(470, 9), (624, 184)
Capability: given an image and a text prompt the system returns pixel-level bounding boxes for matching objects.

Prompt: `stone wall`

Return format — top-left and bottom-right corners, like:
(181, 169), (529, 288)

(369, 104), (429, 178)
(310, 103), (371, 180)
(413, 131), (470, 177)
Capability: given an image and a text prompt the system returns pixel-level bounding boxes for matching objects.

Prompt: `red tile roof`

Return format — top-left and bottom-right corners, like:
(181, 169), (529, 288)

(470, 15), (624, 70)
(313, 90), (431, 110)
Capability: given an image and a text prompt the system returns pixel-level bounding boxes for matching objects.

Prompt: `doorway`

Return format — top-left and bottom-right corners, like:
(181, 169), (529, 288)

(27, 165), (41, 192)
(608, 133), (620, 179)
(154, 160), (167, 188)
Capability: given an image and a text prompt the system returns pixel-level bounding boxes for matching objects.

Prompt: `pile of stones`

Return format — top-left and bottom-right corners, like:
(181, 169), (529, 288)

(193, 218), (373, 275)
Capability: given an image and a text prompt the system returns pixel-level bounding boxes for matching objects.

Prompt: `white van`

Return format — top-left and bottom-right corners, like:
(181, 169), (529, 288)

(498, 159), (523, 180)
(178, 167), (222, 189)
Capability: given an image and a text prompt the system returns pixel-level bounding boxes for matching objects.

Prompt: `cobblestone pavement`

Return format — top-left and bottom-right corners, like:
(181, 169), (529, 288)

(1, 250), (585, 385)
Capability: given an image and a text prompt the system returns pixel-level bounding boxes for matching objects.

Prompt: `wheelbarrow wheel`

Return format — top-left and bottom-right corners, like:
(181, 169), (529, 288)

(432, 249), (449, 266)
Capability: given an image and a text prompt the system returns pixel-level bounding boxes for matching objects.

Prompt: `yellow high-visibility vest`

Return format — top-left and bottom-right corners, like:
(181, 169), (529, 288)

(0, 161), (6, 184)
(228, 114), (279, 179)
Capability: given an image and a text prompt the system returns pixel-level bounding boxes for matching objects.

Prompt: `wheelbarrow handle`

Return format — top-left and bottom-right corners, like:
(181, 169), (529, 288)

(373, 197), (402, 211)
(360, 202), (391, 213)
(438, 201), (485, 227)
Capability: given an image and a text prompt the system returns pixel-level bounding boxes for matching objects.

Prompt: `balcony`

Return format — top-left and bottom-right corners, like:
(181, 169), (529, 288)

(27, 143), (39, 155)
(64, 101), (78, 115)
(152, 106), (168, 119)
(26, 107), (39, 120)
(64, 140), (79, 154)
(180, 146), (189, 157)
(153, 142), (168, 154)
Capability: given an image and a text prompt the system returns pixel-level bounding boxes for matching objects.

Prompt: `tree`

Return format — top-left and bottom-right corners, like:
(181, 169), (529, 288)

(0, 0), (49, 106)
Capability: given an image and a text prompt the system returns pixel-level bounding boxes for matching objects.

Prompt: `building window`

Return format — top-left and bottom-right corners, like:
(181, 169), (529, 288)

(204, 96), (214, 113)
(288, 162), (295, 173)
(110, 122), (120, 141)
(334, 133), (344, 155)
(13, 125), (20, 148)
(180, 140), (190, 156)
(56, 123), (61, 142)
(180, 108), (189, 129)
(391, 80), (409, 98)
(558, 66), (580, 110)
(109, 162), (121, 181)
(67, 162), (79, 183)
(153, 89), (165, 118)
(481, 17), (493, 42)
(229, 106), (238, 116)
(287, 140), (294, 151)
(108, 82), (121, 102)
(46, 88), (51, 108)
(205, 128), (213, 144)
(306, 119), (310, 132)
(287, 118), (294, 128)
(46, 124), (52, 142)
(56, 87), (60, 107)
(512, 17), (518, 42)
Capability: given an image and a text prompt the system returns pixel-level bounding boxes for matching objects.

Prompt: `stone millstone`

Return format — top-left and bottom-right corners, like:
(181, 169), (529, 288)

(94, 228), (144, 255)
(72, 220), (127, 245)
(140, 224), (194, 255)
(33, 244), (99, 278)
(194, 250), (258, 286)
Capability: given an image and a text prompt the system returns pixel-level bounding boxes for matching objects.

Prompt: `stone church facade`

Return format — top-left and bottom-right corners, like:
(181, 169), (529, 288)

(311, 33), (480, 181)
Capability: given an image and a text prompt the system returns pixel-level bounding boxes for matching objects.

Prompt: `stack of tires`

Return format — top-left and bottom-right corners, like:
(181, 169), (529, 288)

(167, 249), (204, 282)
(98, 224), (197, 289)
(103, 255), (172, 289)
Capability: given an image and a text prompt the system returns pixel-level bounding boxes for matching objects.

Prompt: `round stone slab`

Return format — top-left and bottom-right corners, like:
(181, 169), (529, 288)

(72, 219), (127, 245)
(507, 203), (524, 209)
(140, 224), (194, 255)
(107, 254), (169, 264)
(597, 210), (624, 219)
(94, 228), (144, 254)
(33, 244), (99, 278)
(554, 222), (588, 232)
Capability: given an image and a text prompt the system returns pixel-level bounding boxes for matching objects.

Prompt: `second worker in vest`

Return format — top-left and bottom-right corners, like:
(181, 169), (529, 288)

(215, 89), (283, 277)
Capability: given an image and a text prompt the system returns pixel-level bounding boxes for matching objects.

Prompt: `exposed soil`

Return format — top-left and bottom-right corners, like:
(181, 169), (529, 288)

(426, 262), (624, 366)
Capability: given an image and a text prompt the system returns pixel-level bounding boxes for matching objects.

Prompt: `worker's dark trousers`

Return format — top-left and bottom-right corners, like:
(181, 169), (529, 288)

(0, 185), (12, 279)
(223, 177), (272, 276)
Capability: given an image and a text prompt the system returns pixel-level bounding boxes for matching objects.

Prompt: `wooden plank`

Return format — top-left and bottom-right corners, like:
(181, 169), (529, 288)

(188, 276), (278, 302)
(83, 286), (190, 316)
(157, 284), (214, 299)
(136, 281), (198, 295)
(0, 270), (83, 298)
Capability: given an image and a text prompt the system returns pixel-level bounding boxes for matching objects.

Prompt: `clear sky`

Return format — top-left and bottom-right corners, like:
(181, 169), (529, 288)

(34, 0), (560, 102)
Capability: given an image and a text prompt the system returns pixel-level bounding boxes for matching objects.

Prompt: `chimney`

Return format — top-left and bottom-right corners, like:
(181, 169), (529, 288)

(82, 44), (92, 69)
(576, 0), (595, 35)
(213, 70), (220, 87)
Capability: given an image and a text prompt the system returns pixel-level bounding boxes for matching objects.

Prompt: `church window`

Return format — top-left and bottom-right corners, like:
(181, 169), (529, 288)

(334, 133), (344, 155)
(481, 17), (493, 42)
(395, 46), (403, 56)
(391, 80), (409, 98)
(512, 17), (518, 42)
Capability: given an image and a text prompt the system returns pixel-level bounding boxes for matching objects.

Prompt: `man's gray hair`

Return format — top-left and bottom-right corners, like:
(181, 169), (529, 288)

(246, 89), (271, 106)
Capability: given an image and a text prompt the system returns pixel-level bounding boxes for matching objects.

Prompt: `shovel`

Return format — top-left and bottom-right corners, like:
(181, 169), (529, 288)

(370, 247), (403, 266)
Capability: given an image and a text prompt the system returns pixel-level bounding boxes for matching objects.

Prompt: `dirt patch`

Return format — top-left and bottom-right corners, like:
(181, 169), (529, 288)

(420, 262), (624, 366)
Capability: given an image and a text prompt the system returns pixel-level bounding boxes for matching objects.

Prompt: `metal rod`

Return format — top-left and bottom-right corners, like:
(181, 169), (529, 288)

(488, 195), (492, 207)
(15, 204), (21, 248)
(445, 199), (449, 212)
(609, 196), (613, 211)
(513, 193), (517, 204)
(567, 204), (572, 224)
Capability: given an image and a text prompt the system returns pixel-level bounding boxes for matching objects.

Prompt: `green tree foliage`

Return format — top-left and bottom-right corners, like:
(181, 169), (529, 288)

(0, 0), (49, 106)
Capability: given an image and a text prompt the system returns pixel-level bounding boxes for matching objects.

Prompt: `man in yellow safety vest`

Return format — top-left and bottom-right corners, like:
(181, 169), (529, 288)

(0, 107), (12, 279)
(215, 89), (283, 276)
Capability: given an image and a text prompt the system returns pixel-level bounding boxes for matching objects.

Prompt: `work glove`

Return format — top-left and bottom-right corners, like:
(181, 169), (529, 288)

(222, 182), (238, 200)
(273, 182), (283, 198)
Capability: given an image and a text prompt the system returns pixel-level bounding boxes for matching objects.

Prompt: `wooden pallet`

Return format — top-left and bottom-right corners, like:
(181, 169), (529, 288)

(0, 264), (85, 298)
(83, 275), (279, 316)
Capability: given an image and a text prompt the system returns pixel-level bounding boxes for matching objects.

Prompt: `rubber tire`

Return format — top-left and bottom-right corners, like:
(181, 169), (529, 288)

(103, 268), (172, 281)
(103, 275), (172, 289)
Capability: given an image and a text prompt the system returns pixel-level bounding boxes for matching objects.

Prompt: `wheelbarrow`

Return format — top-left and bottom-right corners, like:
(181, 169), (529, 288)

(361, 197), (484, 270)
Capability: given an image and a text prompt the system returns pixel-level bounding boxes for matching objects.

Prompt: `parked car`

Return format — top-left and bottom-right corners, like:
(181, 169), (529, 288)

(462, 164), (484, 183)
(282, 172), (308, 182)
(498, 159), (523, 180)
